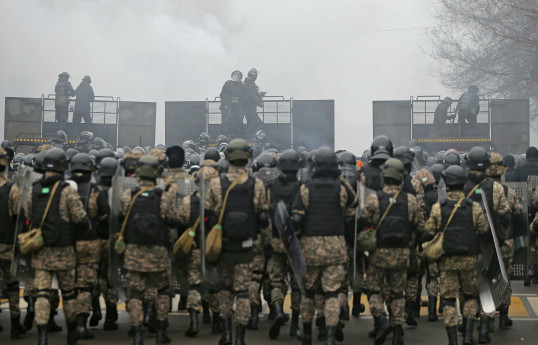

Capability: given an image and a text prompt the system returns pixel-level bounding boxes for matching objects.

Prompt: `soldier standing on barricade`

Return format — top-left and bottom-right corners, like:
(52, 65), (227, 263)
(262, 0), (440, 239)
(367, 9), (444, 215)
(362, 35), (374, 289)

(265, 149), (302, 339)
(360, 158), (423, 345)
(204, 138), (270, 345)
(292, 147), (356, 345)
(424, 165), (489, 345)
(54, 72), (75, 131)
(486, 152), (523, 330)
(25, 147), (92, 345)
(0, 146), (26, 339)
(463, 146), (510, 344)
(120, 155), (177, 345)
(69, 153), (110, 339)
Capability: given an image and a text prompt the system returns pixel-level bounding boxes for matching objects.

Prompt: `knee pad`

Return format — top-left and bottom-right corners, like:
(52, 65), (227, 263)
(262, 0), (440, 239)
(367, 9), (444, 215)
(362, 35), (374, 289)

(234, 289), (249, 299)
(441, 298), (456, 308)
(304, 289), (316, 299)
(324, 291), (339, 300)
(463, 294), (477, 302)
(157, 286), (170, 296)
(62, 289), (76, 301)
(130, 289), (144, 300)
(36, 289), (50, 300)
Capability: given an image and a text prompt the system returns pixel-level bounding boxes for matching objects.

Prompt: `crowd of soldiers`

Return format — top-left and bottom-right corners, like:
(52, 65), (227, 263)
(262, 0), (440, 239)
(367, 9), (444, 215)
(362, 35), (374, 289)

(0, 129), (537, 345)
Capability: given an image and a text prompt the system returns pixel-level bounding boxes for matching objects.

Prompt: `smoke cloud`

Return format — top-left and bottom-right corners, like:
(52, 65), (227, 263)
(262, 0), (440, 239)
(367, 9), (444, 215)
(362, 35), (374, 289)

(0, 0), (448, 153)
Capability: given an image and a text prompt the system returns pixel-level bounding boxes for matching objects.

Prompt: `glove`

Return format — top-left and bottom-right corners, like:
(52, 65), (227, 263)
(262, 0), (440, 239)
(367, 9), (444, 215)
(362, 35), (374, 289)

(257, 211), (270, 229)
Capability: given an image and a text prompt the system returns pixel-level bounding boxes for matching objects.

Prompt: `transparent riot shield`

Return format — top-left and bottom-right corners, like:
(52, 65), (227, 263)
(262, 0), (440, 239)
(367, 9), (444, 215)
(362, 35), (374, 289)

(503, 181), (529, 280)
(254, 167), (280, 186)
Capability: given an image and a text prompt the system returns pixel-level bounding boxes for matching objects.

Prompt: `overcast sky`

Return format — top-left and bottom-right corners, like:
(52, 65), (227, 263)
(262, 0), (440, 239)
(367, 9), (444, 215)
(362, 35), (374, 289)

(0, 0), (451, 153)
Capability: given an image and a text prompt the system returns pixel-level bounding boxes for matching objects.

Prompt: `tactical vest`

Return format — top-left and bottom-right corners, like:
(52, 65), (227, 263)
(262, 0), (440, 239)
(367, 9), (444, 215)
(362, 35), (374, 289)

(304, 178), (344, 237)
(376, 191), (410, 248)
(220, 176), (257, 242)
(31, 181), (74, 247)
(441, 198), (480, 255)
(0, 182), (16, 244)
(423, 183), (438, 219)
(75, 182), (100, 242)
(464, 178), (504, 244)
(269, 177), (301, 238)
(124, 188), (169, 246)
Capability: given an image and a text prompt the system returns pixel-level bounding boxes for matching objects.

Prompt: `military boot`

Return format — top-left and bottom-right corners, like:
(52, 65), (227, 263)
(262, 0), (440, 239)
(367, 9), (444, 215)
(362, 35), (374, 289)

(335, 321), (344, 342)
(352, 292), (365, 317)
(478, 316), (491, 344)
(156, 320), (171, 344)
(47, 309), (62, 333)
(498, 306), (512, 329)
(219, 317), (233, 345)
(405, 301), (417, 327)
(75, 313), (94, 339)
(316, 316), (327, 341)
(289, 309), (300, 336)
(103, 303), (119, 330)
(24, 296), (35, 331)
(463, 318), (475, 345)
(296, 322), (312, 345)
(428, 296), (438, 321)
(446, 326), (458, 345)
(10, 315), (27, 339)
(326, 326), (336, 345)
(341, 303), (350, 321)
(235, 324), (247, 345)
(202, 300), (211, 324)
(67, 321), (78, 345)
(37, 324), (48, 345)
(269, 302), (285, 339)
(246, 303), (259, 330)
(212, 312), (223, 334)
(374, 314), (393, 345)
(143, 301), (157, 333)
(132, 325), (143, 345)
(89, 295), (102, 327)
(438, 298), (444, 314)
(185, 309), (199, 337)
(391, 324), (404, 345)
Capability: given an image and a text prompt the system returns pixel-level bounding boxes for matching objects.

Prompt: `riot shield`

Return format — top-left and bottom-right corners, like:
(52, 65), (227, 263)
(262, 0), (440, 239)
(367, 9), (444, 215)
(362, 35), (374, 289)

(274, 200), (306, 294)
(338, 165), (356, 188)
(254, 167), (280, 186)
(175, 178), (197, 208)
(527, 176), (538, 280)
(503, 181), (529, 280)
(10, 168), (42, 281)
(437, 179), (447, 204)
(478, 191), (510, 313)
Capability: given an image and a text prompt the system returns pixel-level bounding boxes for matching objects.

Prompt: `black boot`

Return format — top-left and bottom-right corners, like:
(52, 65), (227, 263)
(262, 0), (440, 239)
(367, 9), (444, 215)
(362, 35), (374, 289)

(463, 318), (475, 345)
(219, 317), (233, 345)
(374, 314), (393, 345)
(446, 326), (458, 345)
(10, 315), (27, 339)
(156, 320), (171, 344)
(143, 301), (157, 334)
(24, 297), (35, 331)
(405, 301), (417, 327)
(369, 316), (380, 338)
(235, 324), (247, 345)
(89, 295), (102, 327)
(341, 303), (350, 321)
(478, 317), (491, 344)
(132, 325), (143, 345)
(104, 303), (119, 330)
(212, 312), (223, 334)
(67, 322), (78, 345)
(352, 292), (365, 317)
(438, 298), (444, 314)
(296, 322), (312, 345)
(202, 300), (211, 324)
(289, 309), (300, 336)
(185, 309), (199, 337)
(76, 313), (94, 339)
(37, 324), (48, 345)
(317, 316), (327, 341)
(246, 304), (259, 330)
(414, 295), (421, 317)
(326, 326), (336, 345)
(47, 309), (62, 333)
(391, 324), (403, 345)
(498, 306), (512, 329)
(269, 302), (285, 339)
(335, 321), (344, 342)
(268, 304), (276, 321)
(428, 296), (438, 322)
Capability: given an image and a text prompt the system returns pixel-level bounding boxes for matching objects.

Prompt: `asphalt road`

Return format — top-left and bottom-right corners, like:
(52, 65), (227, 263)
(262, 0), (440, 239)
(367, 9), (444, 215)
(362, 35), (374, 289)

(2, 281), (538, 345)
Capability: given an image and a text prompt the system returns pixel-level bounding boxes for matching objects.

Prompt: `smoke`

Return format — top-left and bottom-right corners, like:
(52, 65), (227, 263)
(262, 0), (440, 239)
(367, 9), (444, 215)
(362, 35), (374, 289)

(0, 0), (448, 153)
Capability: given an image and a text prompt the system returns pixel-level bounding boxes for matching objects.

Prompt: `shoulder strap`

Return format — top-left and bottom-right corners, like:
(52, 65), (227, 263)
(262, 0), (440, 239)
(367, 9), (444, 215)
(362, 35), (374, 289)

(118, 186), (153, 238)
(466, 179), (486, 199)
(375, 190), (401, 231)
(39, 181), (61, 230)
(440, 197), (465, 234)
(217, 173), (247, 224)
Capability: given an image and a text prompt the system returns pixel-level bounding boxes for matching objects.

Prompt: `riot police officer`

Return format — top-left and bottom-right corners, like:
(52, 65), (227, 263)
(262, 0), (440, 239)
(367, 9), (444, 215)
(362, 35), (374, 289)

(55, 72), (75, 131)
(220, 71), (246, 137)
(362, 135), (393, 191)
(243, 68), (264, 133)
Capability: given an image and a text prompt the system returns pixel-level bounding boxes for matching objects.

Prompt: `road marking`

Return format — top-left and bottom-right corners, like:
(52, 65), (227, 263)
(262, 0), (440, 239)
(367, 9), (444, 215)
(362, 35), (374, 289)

(526, 297), (538, 317)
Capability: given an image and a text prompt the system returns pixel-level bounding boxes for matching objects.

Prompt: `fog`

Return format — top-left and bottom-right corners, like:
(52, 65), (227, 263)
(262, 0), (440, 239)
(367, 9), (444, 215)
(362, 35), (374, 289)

(0, 0), (450, 153)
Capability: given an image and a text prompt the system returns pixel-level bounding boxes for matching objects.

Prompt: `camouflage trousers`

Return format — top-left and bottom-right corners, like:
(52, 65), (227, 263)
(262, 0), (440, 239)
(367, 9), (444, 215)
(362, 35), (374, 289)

(34, 268), (77, 325)
(249, 251), (265, 307)
(404, 250), (420, 306)
(268, 252), (301, 310)
(301, 264), (345, 327)
(0, 259), (21, 318)
(76, 262), (99, 315)
(186, 248), (202, 312)
(418, 255), (440, 297)
(24, 276), (60, 311)
(367, 265), (407, 325)
(125, 270), (170, 326)
(97, 239), (118, 305)
(216, 262), (252, 326)
(439, 268), (478, 327)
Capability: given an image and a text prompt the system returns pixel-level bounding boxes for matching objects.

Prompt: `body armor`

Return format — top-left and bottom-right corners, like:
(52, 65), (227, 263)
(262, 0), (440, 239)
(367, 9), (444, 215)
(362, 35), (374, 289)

(304, 178), (344, 237)
(269, 176), (301, 238)
(441, 198), (480, 255)
(220, 176), (257, 242)
(376, 191), (410, 248)
(124, 188), (169, 246)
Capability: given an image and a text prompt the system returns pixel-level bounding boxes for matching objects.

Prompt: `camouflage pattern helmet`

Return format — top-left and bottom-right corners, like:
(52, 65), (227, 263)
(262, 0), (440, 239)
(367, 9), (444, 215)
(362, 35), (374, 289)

(225, 138), (252, 165)
(381, 158), (405, 182)
(121, 149), (144, 173)
(486, 152), (506, 177)
(136, 155), (160, 179)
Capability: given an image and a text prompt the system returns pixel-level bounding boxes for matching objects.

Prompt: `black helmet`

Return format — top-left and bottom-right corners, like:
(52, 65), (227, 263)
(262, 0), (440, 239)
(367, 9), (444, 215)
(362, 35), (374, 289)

(393, 146), (414, 165)
(98, 157), (118, 178)
(468, 85), (479, 93)
(34, 151), (47, 173)
(217, 158), (230, 173)
(43, 147), (68, 173)
(188, 153), (201, 167)
(381, 158), (405, 182)
(88, 149), (99, 157)
(444, 151), (461, 166)
(231, 70), (243, 79)
(54, 130), (67, 142)
(70, 153), (95, 172)
(313, 147), (337, 171)
(465, 146), (490, 170)
(337, 151), (356, 166)
(204, 147), (220, 162)
(442, 165), (468, 186)
(199, 132), (210, 144)
(225, 138), (252, 165)
(248, 68), (258, 79)
(96, 148), (115, 165)
(65, 148), (79, 162)
(431, 164), (444, 183)
(136, 155), (160, 180)
(24, 154), (35, 167)
(255, 152), (277, 170)
(59, 71), (70, 79)
(278, 150), (300, 172)
(216, 134), (229, 145)
(370, 135), (393, 161)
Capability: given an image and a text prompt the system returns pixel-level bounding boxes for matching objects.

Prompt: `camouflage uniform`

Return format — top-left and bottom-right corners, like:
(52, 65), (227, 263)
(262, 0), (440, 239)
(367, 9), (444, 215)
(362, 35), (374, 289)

(204, 165), (270, 326)
(361, 185), (422, 326)
(425, 190), (489, 328)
